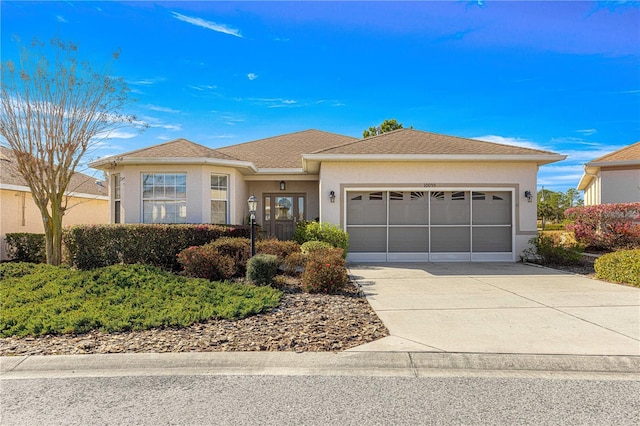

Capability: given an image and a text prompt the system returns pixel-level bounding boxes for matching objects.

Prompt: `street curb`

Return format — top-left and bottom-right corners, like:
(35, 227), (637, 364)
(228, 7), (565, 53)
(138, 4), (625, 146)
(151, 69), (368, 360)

(2, 352), (639, 380)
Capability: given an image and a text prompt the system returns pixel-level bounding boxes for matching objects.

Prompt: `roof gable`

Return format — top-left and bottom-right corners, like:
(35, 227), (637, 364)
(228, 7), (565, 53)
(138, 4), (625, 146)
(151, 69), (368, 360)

(111, 138), (239, 161)
(589, 141), (640, 164)
(313, 128), (558, 156)
(216, 129), (358, 169)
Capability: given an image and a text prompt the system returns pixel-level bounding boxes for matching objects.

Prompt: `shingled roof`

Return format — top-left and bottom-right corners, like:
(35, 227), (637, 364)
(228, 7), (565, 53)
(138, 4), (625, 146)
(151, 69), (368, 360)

(94, 138), (240, 163)
(587, 141), (640, 165)
(216, 129), (358, 169)
(0, 146), (105, 196)
(313, 128), (559, 156)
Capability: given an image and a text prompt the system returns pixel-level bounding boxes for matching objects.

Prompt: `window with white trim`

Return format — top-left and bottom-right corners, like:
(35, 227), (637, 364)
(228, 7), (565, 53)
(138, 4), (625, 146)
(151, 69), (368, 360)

(142, 173), (187, 223)
(210, 174), (229, 224)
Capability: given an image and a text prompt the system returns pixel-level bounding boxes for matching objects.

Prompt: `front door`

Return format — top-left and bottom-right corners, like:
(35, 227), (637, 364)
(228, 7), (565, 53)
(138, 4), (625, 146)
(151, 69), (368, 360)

(263, 194), (305, 240)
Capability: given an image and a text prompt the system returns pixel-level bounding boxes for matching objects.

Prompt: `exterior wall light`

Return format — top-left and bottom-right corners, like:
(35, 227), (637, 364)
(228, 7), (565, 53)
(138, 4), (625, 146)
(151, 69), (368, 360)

(329, 190), (336, 203)
(280, 181), (286, 191)
(524, 190), (533, 203)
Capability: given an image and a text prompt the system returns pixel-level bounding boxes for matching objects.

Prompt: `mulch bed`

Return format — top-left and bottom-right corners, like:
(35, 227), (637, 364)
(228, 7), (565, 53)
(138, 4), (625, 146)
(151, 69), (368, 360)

(0, 281), (389, 356)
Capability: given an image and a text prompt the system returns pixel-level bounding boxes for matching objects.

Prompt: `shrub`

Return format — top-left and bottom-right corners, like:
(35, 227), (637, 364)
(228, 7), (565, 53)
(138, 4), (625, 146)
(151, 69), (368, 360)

(282, 252), (307, 276)
(210, 237), (251, 277)
(540, 223), (565, 231)
(293, 221), (349, 257)
(4, 233), (45, 263)
(63, 224), (250, 270)
(256, 239), (300, 260)
(521, 233), (584, 266)
(301, 240), (333, 254)
(595, 250), (640, 287)
(301, 248), (348, 294)
(246, 254), (279, 286)
(565, 203), (640, 251)
(0, 263), (282, 338)
(177, 245), (236, 281)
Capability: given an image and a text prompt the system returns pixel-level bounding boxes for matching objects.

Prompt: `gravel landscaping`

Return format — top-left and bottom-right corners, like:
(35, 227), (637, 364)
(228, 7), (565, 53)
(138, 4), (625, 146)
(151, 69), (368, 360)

(0, 281), (389, 356)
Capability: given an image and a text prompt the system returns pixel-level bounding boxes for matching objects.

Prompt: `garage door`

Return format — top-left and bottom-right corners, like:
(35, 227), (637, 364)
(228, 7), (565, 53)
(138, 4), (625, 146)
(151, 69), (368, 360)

(346, 190), (513, 262)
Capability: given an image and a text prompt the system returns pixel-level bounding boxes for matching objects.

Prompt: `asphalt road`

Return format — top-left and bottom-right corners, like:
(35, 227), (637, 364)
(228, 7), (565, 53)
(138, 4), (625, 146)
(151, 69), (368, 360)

(2, 374), (639, 425)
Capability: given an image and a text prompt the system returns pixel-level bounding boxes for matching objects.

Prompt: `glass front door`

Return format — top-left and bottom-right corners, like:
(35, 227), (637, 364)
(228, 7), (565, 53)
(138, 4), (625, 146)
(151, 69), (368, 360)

(263, 194), (305, 240)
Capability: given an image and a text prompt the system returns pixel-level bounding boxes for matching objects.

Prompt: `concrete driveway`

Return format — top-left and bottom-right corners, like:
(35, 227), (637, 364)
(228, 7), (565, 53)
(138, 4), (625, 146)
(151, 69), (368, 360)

(347, 263), (640, 356)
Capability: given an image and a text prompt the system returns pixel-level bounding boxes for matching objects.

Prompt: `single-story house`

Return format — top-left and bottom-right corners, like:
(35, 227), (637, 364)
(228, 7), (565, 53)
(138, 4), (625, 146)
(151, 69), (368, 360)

(0, 146), (109, 260)
(577, 141), (640, 205)
(89, 128), (565, 262)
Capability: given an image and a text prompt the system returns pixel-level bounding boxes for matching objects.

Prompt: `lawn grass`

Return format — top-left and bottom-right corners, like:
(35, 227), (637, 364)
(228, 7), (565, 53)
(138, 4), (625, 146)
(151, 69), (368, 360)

(0, 262), (282, 338)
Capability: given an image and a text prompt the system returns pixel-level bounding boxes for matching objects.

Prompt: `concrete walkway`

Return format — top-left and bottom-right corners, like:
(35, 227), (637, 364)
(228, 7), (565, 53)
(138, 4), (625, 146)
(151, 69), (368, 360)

(347, 262), (640, 356)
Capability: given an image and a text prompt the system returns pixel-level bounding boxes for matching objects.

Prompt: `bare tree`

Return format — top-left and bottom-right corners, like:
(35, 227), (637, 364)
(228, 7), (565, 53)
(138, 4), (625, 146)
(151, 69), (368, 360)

(0, 37), (140, 265)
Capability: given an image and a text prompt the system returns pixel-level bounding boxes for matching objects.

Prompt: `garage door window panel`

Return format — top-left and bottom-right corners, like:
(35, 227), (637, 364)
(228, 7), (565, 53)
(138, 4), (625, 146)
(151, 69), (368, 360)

(347, 192), (387, 225)
(431, 191), (470, 225)
(472, 226), (512, 252)
(347, 227), (386, 252)
(472, 192), (511, 225)
(431, 226), (471, 252)
(389, 191), (428, 225)
(389, 227), (429, 252)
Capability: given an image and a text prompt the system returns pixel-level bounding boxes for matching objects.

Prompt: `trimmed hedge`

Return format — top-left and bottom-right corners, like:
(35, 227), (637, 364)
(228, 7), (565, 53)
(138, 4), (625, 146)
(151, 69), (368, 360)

(301, 240), (333, 255)
(594, 250), (640, 287)
(4, 233), (45, 263)
(63, 224), (250, 270)
(293, 221), (349, 257)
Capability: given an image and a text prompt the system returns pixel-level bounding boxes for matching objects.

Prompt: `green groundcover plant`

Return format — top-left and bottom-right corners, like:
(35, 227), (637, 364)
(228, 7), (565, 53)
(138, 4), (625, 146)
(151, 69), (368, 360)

(0, 263), (282, 338)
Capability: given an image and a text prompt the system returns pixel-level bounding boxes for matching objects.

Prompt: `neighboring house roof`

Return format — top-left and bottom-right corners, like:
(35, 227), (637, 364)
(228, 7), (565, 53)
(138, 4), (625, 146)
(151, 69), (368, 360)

(586, 141), (640, 166)
(0, 146), (106, 197)
(577, 141), (640, 190)
(216, 129), (358, 169)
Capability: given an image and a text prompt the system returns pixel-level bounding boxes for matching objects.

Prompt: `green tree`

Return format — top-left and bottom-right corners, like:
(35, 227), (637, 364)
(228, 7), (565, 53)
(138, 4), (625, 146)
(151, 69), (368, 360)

(363, 118), (411, 138)
(0, 38), (142, 265)
(537, 188), (563, 229)
(537, 188), (583, 229)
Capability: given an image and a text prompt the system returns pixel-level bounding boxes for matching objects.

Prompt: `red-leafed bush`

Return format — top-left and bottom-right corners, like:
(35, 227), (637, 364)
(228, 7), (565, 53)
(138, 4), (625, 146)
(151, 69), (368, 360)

(176, 244), (236, 281)
(301, 248), (348, 294)
(565, 203), (640, 251)
(209, 237), (251, 276)
(256, 239), (301, 260)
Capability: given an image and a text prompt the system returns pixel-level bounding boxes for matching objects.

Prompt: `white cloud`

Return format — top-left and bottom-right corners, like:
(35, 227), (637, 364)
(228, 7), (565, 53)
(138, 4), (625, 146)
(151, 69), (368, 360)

(188, 84), (218, 93)
(171, 11), (242, 38)
(96, 130), (137, 140)
(248, 98), (298, 108)
(127, 78), (165, 86)
(56, 15), (68, 23)
(576, 128), (597, 136)
(473, 135), (547, 151)
(146, 104), (181, 114)
(247, 73), (258, 81)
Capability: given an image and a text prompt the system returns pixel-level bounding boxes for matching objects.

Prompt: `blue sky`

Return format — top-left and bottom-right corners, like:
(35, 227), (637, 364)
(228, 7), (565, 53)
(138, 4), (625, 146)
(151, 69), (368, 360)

(2, 1), (639, 193)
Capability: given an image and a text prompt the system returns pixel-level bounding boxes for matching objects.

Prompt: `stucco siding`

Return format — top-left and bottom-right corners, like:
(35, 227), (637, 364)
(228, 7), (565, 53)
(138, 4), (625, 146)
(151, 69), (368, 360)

(110, 164), (246, 224)
(246, 179), (319, 225)
(1, 188), (108, 260)
(318, 161), (539, 259)
(601, 168), (640, 204)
